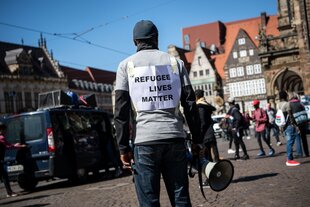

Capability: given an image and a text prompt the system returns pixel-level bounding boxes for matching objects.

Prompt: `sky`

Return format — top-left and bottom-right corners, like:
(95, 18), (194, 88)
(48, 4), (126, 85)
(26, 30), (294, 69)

(0, 0), (278, 72)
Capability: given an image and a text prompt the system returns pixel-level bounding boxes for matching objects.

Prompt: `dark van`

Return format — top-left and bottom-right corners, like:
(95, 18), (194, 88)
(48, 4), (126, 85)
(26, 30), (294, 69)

(4, 106), (120, 191)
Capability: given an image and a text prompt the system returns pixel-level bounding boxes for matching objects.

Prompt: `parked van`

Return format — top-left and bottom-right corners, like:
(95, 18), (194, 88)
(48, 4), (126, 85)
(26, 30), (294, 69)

(3, 91), (120, 191)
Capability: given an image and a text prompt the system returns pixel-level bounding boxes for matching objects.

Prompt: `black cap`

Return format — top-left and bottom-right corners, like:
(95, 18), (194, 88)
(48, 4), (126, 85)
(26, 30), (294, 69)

(195, 89), (204, 98)
(133, 20), (158, 40)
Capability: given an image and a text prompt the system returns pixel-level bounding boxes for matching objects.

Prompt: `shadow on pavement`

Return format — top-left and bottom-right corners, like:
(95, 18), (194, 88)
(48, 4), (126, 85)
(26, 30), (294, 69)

(232, 173), (278, 183)
(27, 170), (133, 193)
(0, 195), (51, 206)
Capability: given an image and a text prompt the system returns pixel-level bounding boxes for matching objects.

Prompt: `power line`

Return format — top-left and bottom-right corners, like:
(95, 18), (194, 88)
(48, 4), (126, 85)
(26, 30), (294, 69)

(0, 22), (130, 56)
(64, 0), (178, 39)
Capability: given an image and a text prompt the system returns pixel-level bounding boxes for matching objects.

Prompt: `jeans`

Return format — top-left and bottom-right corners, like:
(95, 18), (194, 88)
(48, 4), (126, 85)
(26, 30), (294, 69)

(133, 142), (191, 207)
(284, 125), (302, 160)
(255, 129), (273, 152)
(266, 123), (280, 144)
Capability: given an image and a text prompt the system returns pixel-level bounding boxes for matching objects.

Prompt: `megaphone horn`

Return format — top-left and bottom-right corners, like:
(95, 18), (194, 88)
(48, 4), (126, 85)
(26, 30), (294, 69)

(203, 159), (234, 192)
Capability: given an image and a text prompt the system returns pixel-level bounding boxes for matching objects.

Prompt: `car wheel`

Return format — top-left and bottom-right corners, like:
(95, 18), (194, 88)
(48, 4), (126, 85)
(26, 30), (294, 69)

(17, 173), (38, 191)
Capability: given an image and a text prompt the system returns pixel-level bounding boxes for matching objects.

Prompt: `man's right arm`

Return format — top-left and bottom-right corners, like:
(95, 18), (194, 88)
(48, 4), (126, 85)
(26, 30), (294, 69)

(114, 90), (131, 154)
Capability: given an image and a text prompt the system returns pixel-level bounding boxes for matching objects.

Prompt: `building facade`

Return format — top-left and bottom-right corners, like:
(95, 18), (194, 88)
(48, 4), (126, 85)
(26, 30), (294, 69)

(0, 37), (116, 115)
(259, 0), (310, 107)
(0, 38), (67, 115)
(182, 13), (279, 112)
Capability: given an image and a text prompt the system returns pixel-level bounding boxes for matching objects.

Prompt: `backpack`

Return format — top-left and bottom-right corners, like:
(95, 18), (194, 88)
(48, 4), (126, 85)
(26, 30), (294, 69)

(275, 109), (286, 127)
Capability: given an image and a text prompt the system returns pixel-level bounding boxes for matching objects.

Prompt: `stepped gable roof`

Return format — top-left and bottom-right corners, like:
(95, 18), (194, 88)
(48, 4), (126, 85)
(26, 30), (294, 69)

(224, 15), (279, 57)
(0, 41), (60, 78)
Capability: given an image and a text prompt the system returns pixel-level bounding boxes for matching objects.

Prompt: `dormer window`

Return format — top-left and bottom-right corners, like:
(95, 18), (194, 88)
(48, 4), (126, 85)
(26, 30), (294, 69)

(238, 38), (246, 45)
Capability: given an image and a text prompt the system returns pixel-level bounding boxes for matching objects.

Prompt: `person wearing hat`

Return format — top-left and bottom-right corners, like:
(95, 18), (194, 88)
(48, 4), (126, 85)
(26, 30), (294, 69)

(114, 20), (202, 206)
(225, 98), (249, 160)
(0, 121), (26, 197)
(252, 99), (275, 157)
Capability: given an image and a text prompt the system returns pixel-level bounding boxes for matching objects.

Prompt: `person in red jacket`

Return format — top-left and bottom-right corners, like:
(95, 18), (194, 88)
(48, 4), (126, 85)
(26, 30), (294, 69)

(252, 100), (275, 157)
(0, 122), (26, 197)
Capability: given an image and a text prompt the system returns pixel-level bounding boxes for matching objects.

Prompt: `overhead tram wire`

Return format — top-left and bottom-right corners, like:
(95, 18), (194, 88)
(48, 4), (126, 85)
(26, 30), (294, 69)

(67, 0), (178, 39)
(0, 22), (130, 56)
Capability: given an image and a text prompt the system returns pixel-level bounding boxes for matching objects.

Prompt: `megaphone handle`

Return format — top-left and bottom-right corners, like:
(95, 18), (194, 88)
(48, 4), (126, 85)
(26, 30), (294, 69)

(197, 156), (207, 200)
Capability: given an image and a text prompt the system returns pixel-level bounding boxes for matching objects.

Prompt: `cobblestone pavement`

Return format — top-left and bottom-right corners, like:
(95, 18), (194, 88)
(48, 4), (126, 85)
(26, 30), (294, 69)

(0, 134), (310, 207)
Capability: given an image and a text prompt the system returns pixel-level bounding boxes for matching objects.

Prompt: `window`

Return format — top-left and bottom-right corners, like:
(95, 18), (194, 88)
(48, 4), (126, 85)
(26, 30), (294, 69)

(198, 56), (202, 66)
(184, 44), (190, 50)
(4, 92), (14, 113)
(17, 92), (23, 112)
(200, 42), (206, 47)
(184, 34), (190, 44)
(229, 68), (236, 78)
(25, 92), (32, 109)
(254, 64), (262, 74)
(205, 69), (210, 75)
(249, 49), (254, 56)
(199, 70), (203, 76)
(238, 38), (246, 45)
(34, 92), (39, 108)
(233, 52), (238, 59)
(228, 78), (266, 98)
(239, 50), (247, 57)
(237, 67), (244, 76)
(193, 71), (197, 77)
(246, 65), (254, 75)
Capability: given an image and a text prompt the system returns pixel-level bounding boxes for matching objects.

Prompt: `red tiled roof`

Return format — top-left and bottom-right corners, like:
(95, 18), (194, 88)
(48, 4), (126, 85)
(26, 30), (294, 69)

(221, 15), (279, 78)
(182, 21), (225, 49)
(61, 65), (93, 81)
(211, 53), (226, 79)
(86, 67), (116, 84)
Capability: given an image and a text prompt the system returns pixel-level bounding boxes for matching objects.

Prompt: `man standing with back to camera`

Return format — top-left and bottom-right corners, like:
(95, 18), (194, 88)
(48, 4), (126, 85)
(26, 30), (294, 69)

(114, 20), (202, 207)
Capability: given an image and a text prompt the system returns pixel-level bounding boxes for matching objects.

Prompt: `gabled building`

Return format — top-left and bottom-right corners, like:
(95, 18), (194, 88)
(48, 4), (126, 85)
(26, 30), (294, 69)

(0, 37), (116, 115)
(187, 42), (222, 105)
(182, 13), (279, 112)
(0, 38), (68, 115)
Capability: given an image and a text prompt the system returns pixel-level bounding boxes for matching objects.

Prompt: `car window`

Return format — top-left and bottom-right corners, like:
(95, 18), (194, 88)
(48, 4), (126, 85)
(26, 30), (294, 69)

(24, 115), (44, 141)
(6, 118), (22, 143)
(5, 114), (44, 143)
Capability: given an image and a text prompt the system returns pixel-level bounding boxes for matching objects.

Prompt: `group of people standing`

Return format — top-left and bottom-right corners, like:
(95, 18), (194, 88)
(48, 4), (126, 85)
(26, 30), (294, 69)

(220, 91), (309, 167)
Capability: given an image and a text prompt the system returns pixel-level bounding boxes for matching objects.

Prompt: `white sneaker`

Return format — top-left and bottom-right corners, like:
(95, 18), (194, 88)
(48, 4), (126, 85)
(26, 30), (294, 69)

(247, 136), (251, 139)
(239, 148), (242, 152)
(227, 149), (235, 154)
(277, 142), (282, 146)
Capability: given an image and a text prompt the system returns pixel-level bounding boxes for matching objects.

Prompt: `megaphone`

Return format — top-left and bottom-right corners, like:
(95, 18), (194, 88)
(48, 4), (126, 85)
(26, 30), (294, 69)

(202, 159), (234, 192)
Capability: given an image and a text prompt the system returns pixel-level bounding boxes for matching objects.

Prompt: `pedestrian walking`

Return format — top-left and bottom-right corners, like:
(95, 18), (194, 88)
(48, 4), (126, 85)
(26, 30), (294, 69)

(266, 103), (282, 146)
(277, 91), (301, 166)
(114, 20), (202, 207)
(288, 92), (309, 157)
(242, 111), (251, 139)
(0, 122), (26, 197)
(252, 99), (275, 157)
(226, 98), (249, 160)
